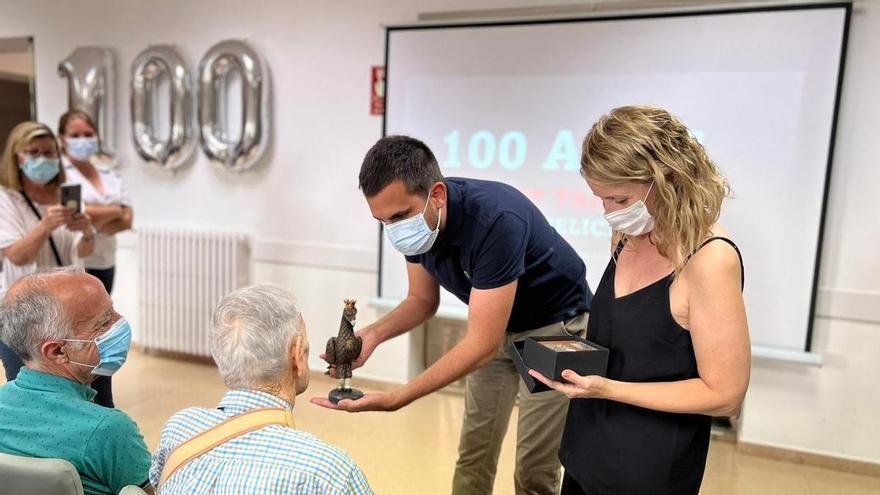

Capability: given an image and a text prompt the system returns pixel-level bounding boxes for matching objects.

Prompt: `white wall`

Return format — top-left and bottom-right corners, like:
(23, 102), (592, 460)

(0, 0), (877, 464)
(739, 1), (880, 464)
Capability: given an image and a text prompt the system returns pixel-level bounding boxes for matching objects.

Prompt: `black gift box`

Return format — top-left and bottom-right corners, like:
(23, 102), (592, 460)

(523, 336), (609, 383)
(509, 340), (551, 393)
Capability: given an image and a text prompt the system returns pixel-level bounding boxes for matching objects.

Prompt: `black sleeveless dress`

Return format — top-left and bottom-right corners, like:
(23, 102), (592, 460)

(559, 237), (743, 495)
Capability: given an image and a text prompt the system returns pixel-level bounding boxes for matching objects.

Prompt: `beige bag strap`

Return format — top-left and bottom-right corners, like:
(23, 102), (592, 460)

(158, 407), (295, 488)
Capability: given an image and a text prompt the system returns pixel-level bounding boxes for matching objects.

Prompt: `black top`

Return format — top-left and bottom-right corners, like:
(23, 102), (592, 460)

(559, 236), (743, 495)
(405, 177), (592, 332)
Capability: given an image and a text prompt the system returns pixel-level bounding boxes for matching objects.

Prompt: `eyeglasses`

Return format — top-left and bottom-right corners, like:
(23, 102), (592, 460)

(18, 150), (59, 159)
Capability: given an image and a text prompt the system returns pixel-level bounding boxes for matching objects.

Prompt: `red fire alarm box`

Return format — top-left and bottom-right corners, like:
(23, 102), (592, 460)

(371, 66), (385, 116)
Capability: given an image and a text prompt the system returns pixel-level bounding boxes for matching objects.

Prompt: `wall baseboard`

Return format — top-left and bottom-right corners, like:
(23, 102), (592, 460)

(737, 440), (880, 478)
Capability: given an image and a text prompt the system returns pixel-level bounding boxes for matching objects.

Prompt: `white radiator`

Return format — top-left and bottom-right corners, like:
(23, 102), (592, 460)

(138, 229), (250, 356)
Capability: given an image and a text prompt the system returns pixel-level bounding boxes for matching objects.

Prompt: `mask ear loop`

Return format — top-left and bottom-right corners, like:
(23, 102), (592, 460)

(59, 339), (97, 372)
(424, 188), (443, 232)
(432, 203), (442, 231)
(644, 181), (657, 244)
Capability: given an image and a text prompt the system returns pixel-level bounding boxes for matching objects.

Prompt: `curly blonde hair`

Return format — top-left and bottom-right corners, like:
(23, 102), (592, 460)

(581, 106), (729, 276)
(1, 121), (65, 191)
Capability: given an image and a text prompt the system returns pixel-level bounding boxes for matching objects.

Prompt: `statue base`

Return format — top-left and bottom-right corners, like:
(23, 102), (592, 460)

(329, 387), (364, 405)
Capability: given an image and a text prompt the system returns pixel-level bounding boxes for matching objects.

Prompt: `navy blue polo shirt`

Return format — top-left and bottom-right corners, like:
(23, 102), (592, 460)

(405, 177), (592, 333)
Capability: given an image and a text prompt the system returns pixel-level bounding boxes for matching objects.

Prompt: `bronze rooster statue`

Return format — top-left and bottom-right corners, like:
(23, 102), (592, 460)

(325, 299), (364, 403)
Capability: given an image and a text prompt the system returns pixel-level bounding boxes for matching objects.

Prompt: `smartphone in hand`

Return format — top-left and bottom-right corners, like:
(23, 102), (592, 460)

(60, 184), (82, 213)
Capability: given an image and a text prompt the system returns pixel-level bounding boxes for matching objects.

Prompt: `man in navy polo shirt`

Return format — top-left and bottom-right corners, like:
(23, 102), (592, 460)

(316, 136), (592, 495)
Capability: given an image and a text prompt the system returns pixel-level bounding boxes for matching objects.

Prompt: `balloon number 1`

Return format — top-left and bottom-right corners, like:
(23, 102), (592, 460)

(59, 39), (270, 172)
(58, 47), (116, 157)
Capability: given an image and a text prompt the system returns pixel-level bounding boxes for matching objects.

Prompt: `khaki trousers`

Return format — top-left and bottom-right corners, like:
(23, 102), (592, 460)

(452, 313), (588, 495)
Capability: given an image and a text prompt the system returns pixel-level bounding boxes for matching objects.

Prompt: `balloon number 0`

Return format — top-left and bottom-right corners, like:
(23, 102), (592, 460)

(59, 40), (270, 172)
(130, 45), (196, 171)
(198, 40), (270, 172)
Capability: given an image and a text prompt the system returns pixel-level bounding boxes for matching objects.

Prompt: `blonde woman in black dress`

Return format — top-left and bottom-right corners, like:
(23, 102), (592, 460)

(530, 106), (750, 495)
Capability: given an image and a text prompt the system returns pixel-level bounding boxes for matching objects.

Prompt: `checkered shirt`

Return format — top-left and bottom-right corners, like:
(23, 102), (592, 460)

(149, 389), (373, 494)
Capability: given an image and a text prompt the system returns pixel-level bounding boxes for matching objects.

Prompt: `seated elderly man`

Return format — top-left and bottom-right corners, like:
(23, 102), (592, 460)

(150, 284), (373, 494)
(0, 269), (152, 494)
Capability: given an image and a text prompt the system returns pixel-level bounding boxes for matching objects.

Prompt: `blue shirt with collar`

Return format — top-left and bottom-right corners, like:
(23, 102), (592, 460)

(405, 177), (593, 332)
(0, 368), (151, 495)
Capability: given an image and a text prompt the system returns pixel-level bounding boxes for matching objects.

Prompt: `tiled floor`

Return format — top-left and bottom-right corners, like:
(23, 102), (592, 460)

(4, 350), (880, 494)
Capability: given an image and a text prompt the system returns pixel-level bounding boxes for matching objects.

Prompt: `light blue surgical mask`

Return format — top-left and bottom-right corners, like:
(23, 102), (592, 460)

(65, 317), (133, 376)
(20, 157), (61, 184)
(66, 137), (99, 162)
(384, 194), (442, 256)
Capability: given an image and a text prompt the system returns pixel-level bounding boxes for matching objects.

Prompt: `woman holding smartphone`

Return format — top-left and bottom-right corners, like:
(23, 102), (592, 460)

(58, 110), (133, 296)
(0, 121), (95, 384)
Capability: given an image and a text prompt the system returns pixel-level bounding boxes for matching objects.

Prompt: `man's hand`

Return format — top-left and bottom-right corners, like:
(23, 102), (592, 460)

(320, 328), (380, 378)
(309, 391), (402, 412)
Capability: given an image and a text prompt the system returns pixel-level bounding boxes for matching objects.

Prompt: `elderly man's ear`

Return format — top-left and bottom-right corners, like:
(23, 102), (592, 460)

(287, 335), (309, 394)
(42, 340), (69, 364)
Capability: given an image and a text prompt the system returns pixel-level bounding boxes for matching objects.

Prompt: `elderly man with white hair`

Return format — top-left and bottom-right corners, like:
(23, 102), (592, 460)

(0, 268), (152, 495)
(150, 284), (373, 494)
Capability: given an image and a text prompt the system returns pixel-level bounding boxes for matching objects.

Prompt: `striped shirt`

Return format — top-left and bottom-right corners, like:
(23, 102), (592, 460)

(150, 389), (373, 494)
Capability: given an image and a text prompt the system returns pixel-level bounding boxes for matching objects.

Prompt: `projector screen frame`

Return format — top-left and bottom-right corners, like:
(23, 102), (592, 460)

(378, 1), (853, 354)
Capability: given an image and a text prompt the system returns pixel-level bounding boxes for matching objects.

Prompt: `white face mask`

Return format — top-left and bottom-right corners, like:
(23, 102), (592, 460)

(384, 194), (442, 256)
(604, 182), (655, 236)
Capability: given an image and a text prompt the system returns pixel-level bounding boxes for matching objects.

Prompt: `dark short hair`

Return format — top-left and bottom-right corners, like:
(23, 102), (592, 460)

(359, 135), (445, 197)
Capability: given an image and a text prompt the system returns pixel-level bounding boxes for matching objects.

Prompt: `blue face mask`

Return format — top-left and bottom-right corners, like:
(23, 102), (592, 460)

(384, 194), (442, 256)
(66, 137), (99, 162)
(20, 156), (61, 184)
(65, 317), (133, 376)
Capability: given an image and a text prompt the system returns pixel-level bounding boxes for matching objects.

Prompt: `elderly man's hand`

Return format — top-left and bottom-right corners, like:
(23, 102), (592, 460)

(309, 391), (402, 413)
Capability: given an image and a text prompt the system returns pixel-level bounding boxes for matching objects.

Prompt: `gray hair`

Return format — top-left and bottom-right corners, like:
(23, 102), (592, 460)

(0, 268), (84, 362)
(210, 284), (305, 390)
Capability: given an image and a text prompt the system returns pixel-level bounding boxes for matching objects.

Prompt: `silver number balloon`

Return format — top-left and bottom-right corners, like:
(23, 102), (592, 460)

(131, 45), (196, 170)
(198, 40), (270, 172)
(58, 47), (116, 156)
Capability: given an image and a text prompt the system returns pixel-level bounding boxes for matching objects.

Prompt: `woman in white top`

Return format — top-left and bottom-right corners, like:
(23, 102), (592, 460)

(58, 110), (133, 295)
(0, 121), (95, 383)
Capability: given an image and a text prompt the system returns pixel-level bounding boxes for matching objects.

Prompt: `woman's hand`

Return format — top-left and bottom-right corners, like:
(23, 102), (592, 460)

(66, 212), (94, 235)
(69, 212), (96, 258)
(39, 205), (71, 233)
(529, 368), (612, 400)
(84, 204), (124, 228)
